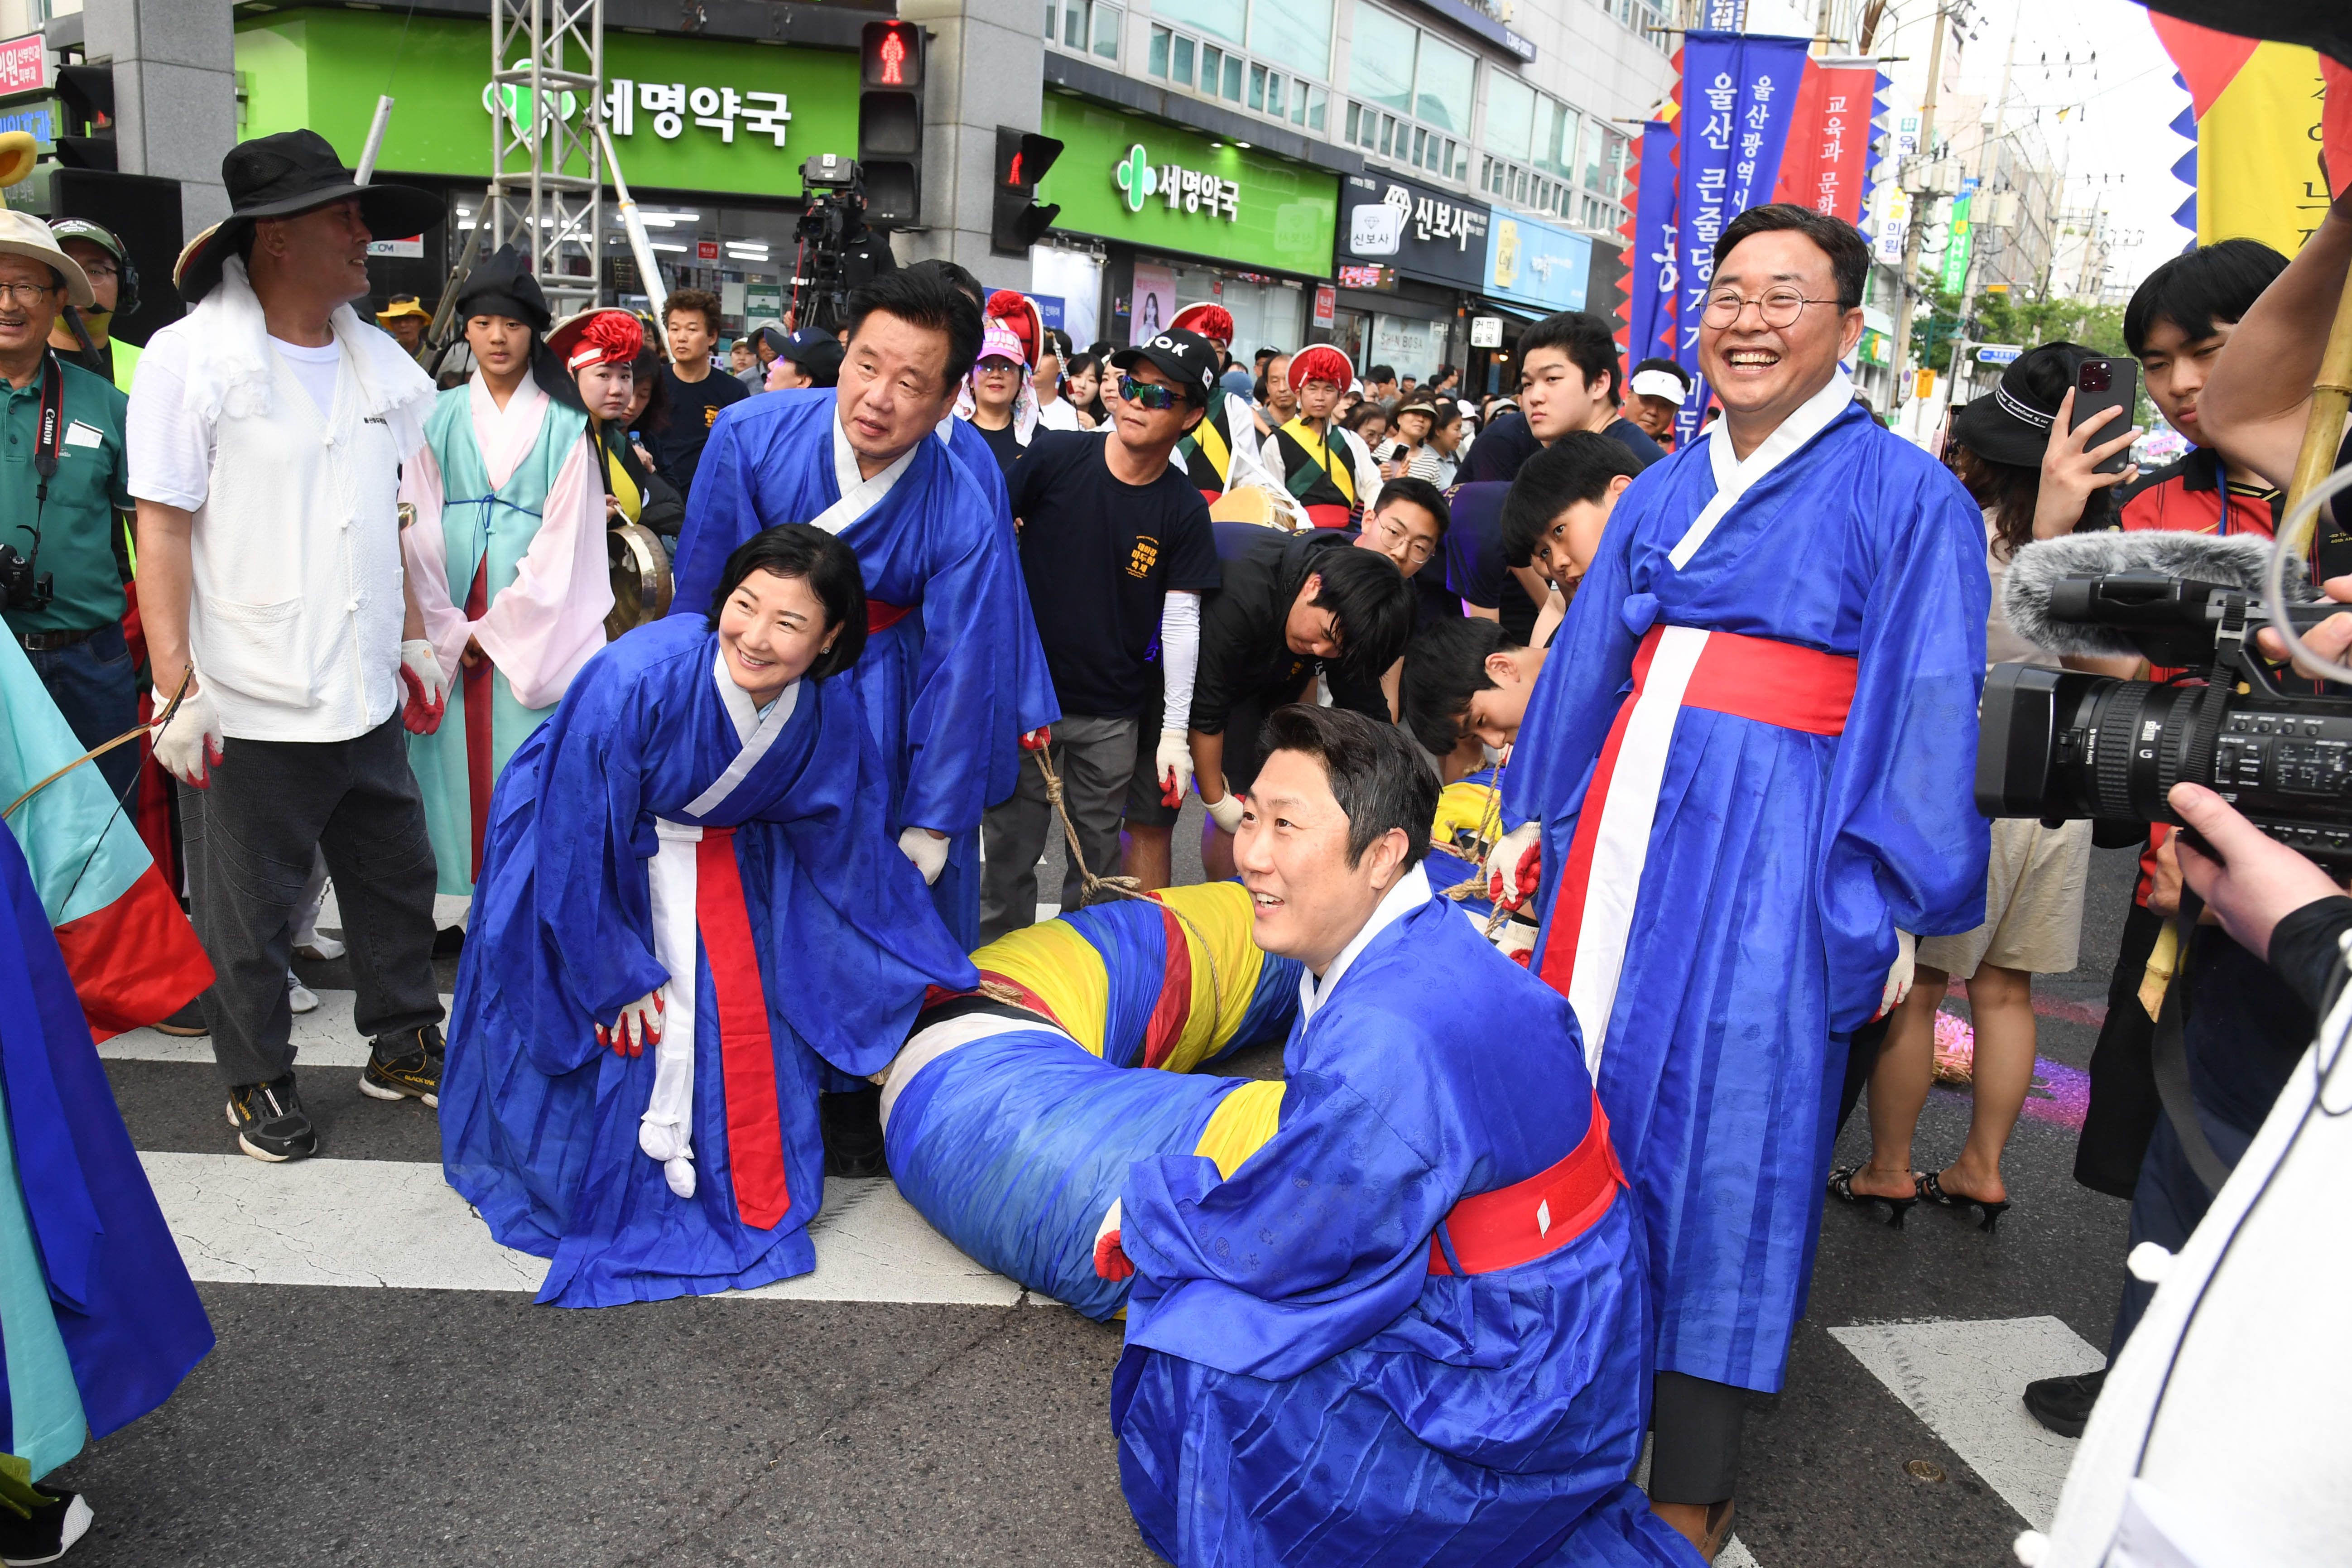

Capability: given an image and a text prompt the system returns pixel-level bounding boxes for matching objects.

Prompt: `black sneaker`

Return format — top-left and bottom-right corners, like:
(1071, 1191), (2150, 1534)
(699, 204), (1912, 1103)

(2022, 1367), (2105, 1438)
(361, 1023), (443, 1108)
(820, 1087), (888, 1178)
(225, 1075), (317, 1163)
(0, 1483), (93, 1565)
(153, 998), (209, 1038)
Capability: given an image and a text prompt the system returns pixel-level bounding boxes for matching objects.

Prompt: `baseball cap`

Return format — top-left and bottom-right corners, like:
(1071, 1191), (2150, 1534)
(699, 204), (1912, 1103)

(1110, 327), (1218, 408)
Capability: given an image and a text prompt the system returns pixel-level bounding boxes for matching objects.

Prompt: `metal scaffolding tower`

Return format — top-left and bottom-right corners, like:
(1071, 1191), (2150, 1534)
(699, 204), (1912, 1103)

(487, 0), (605, 316)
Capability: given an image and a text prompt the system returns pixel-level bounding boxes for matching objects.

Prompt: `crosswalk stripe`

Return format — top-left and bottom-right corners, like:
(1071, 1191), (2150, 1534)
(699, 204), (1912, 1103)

(1829, 1316), (2104, 1530)
(139, 1151), (1028, 1308)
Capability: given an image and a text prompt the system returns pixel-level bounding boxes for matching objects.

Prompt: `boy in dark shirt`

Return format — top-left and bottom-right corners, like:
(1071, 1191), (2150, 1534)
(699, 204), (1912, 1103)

(1189, 528), (1414, 879)
(979, 329), (1224, 941)
(657, 287), (748, 497)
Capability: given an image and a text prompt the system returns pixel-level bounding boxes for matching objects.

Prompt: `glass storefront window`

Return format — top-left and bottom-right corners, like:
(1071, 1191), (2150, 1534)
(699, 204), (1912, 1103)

(590, 199), (797, 335)
(1347, 5), (1416, 115)
(1484, 75), (1534, 162)
(1162, 264), (1306, 360)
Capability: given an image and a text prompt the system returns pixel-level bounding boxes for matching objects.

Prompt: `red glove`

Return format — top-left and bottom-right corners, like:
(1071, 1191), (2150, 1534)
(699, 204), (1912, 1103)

(399, 640), (447, 735)
(1489, 842), (1540, 913)
(1092, 1198), (1134, 1281)
(1020, 725), (1052, 751)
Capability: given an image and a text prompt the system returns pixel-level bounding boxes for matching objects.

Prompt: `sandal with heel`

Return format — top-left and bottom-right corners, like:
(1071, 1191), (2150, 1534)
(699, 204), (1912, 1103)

(1920, 1170), (2011, 1233)
(1828, 1165), (1920, 1228)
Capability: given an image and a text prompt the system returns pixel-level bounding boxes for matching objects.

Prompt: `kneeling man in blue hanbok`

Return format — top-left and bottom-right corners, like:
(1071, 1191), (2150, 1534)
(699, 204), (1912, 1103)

(439, 524), (977, 1308)
(1098, 706), (1698, 1568)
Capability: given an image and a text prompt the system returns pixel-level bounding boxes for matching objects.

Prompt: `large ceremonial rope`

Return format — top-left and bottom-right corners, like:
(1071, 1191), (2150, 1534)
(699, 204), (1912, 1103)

(1026, 744), (1227, 1019)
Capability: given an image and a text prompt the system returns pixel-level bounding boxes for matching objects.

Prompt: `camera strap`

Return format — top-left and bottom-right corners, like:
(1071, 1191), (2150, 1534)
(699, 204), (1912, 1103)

(2148, 889), (2233, 1195)
(32, 350), (63, 492)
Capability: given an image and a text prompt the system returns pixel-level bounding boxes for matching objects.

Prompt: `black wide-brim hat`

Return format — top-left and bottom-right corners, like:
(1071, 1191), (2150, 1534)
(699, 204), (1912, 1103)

(179, 130), (443, 303)
(1947, 341), (2104, 469)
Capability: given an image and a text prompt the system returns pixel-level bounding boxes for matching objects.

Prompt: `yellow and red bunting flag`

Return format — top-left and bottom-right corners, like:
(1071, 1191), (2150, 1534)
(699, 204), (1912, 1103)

(2152, 12), (2352, 255)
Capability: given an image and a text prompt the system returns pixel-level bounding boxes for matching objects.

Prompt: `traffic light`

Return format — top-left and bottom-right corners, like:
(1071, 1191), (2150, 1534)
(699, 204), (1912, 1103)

(991, 128), (1062, 257)
(858, 20), (924, 229)
(53, 65), (117, 172)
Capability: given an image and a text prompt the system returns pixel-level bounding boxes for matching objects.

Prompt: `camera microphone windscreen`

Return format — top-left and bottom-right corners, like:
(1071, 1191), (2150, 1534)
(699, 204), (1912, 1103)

(2002, 531), (2307, 656)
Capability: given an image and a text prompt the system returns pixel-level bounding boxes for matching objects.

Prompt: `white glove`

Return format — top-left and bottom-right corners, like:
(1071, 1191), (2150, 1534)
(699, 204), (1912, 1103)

(899, 826), (950, 885)
(636, 1116), (697, 1199)
(150, 681), (225, 788)
(1155, 730), (1193, 807)
(1492, 918), (1538, 967)
(1092, 1197), (1133, 1281)
(1204, 790), (1246, 835)
(1876, 929), (1918, 1021)
(1483, 821), (1543, 914)
(399, 639), (447, 735)
(597, 991), (664, 1057)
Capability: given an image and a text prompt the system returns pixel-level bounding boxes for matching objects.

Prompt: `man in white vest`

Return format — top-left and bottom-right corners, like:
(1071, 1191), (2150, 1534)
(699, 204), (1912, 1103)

(129, 131), (452, 1163)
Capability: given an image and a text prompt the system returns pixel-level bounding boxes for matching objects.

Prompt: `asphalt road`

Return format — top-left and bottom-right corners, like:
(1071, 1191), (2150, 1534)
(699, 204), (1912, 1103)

(58, 808), (2150, 1568)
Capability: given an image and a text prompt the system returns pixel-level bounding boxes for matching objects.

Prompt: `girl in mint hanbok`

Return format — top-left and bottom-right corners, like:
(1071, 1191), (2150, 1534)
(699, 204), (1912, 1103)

(399, 247), (613, 895)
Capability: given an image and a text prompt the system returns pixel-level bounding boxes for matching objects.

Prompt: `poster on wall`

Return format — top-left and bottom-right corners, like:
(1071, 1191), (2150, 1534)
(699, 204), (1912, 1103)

(1130, 260), (1176, 344)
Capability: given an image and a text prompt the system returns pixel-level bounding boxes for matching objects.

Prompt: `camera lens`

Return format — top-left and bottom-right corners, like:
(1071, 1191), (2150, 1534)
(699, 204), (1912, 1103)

(2079, 364), (2111, 392)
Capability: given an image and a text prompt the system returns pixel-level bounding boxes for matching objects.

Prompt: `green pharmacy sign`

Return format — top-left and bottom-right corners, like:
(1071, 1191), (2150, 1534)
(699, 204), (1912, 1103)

(1039, 96), (1336, 275)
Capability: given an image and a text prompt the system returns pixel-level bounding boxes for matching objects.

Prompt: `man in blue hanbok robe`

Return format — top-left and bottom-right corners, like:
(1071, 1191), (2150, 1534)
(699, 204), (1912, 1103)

(1497, 205), (1990, 1553)
(0, 817), (213, 1548)
(1100, 706), (1698, 1568)
(438, 526), (978, 1307)
(668, 266), (1057, 950)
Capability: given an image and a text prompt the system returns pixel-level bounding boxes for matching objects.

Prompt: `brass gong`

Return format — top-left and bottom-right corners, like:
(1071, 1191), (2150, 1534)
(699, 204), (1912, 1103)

(606, 523), (673, 641)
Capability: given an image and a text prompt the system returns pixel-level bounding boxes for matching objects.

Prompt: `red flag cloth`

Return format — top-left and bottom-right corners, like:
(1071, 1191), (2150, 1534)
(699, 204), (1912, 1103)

(53, 863), (214, 1040)
(1771, 59), (1877, 223)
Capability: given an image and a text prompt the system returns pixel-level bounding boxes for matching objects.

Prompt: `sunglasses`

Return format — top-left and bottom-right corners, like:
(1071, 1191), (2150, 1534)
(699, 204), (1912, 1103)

(1114, 373), (1185, 411)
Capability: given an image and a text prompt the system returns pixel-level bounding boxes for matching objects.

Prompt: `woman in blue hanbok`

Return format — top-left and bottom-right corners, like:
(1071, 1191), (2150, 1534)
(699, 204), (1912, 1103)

(438, 524), (977, 1308)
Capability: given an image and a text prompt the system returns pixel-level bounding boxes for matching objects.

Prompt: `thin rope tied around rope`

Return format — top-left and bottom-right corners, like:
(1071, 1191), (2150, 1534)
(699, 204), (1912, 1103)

(1430, 744), (1523, 939)
(1030, 744), (1227, 1020)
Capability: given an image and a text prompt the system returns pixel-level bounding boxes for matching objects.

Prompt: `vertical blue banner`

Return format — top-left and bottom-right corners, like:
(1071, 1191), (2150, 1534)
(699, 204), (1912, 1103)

(1627, 120), (1679, 370)
(1674, 29), (1813, 448)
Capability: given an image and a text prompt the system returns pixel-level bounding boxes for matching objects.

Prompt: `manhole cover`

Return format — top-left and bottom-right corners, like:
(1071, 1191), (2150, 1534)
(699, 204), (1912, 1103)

(1905, 1459), (1947, 1483)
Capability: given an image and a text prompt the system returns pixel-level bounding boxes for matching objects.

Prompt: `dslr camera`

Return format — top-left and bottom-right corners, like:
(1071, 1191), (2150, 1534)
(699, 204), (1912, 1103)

(1978, 534), (2352, 864)
(0, 541), (53, 612)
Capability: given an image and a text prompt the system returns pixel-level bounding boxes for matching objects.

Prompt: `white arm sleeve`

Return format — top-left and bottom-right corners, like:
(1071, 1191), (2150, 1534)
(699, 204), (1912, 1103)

(1159, 590), (1202, 735)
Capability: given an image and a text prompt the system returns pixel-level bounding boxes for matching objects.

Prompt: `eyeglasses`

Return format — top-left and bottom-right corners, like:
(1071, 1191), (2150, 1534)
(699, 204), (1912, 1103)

(1700, 288), (1837, 329)
(1113, 373), (1182, 411)
(0, 281), (57, 305)
(79, 261), (119, 281)
(1372, 515), (1437, 566)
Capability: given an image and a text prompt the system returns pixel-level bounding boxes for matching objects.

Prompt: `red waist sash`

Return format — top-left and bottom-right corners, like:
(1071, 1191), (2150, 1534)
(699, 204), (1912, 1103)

(1428, 1094), (1626, 1275)
(868, 599), (914, 633)
(1661, 623), (1858, 735)
(1303, 503), (1353, 531)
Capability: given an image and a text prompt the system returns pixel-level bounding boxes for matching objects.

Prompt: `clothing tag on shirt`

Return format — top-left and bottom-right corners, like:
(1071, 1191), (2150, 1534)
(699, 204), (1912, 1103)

(63, 420), (104, 449)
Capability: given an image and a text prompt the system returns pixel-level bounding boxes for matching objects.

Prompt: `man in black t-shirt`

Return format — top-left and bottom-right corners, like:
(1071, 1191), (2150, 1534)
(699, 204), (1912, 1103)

(657, 286), (750, 498)
(978, 329), (1224, 942)
(1189, 528), (1414, 880)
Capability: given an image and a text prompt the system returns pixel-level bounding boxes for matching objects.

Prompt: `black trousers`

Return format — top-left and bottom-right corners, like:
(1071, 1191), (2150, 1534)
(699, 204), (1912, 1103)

(1649, 1371), (1747, 1504)
(180, 713), (442, 1085)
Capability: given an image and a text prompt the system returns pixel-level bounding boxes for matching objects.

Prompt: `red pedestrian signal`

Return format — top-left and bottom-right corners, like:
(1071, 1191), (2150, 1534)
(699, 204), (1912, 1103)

(861, 22), (923, 91)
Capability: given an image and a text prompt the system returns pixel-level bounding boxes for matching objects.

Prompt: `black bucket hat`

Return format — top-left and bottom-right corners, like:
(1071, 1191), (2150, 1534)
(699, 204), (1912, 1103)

(178, 130), (442, 303)
(1947, 341), (2102, 469)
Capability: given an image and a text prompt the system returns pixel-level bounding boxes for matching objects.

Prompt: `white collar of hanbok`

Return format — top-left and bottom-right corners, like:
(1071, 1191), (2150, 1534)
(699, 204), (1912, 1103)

(683, 652), (802, 817)
(1667, 369), (1857, 571)
(809, 412), (919, 536)
(1298, 861), (1433, 1023)
(468, 372), (552, 491)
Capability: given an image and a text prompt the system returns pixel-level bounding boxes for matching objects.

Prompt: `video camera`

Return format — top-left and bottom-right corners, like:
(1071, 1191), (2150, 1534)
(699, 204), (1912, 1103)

(790, 154), (893, 336)
(1979, 533), (2352, 865)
